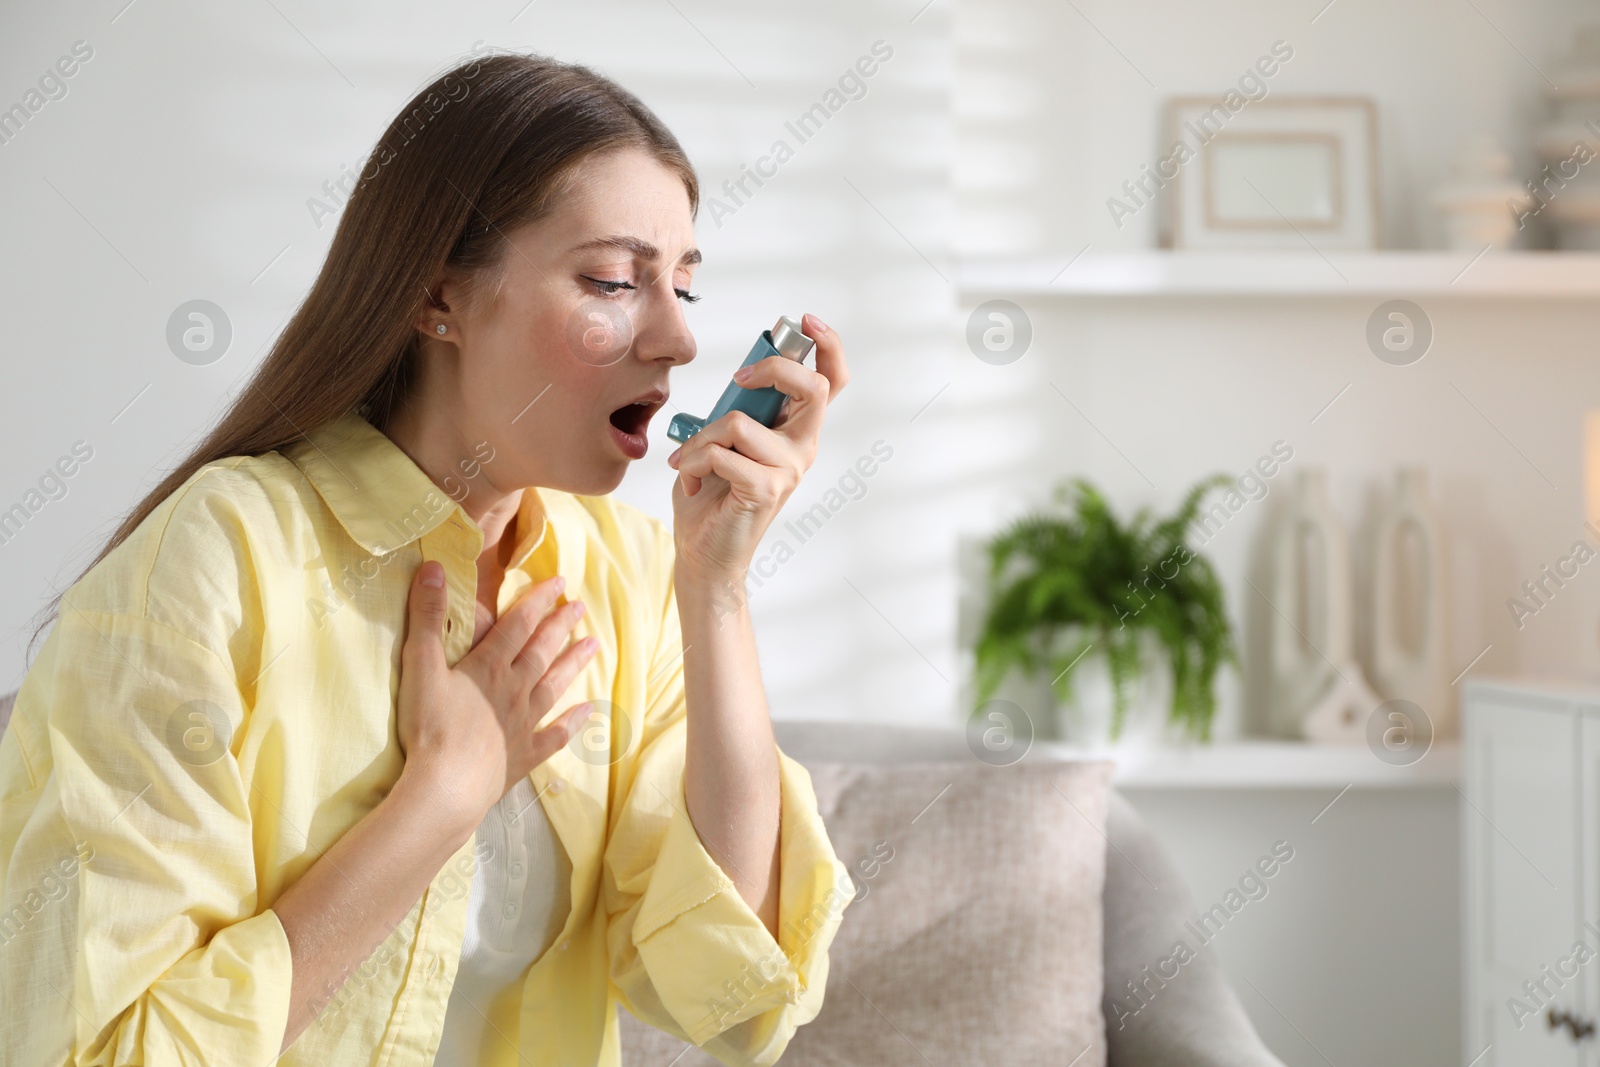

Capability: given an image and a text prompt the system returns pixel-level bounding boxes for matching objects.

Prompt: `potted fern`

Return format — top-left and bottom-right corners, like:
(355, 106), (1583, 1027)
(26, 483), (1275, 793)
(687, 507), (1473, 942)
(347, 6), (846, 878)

(973, 476), (1237, 743)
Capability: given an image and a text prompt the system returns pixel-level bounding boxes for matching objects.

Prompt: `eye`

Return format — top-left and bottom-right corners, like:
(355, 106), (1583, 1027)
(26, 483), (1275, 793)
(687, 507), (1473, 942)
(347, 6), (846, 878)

(582, 276), (635, 298)
(582, 275), (700, 303)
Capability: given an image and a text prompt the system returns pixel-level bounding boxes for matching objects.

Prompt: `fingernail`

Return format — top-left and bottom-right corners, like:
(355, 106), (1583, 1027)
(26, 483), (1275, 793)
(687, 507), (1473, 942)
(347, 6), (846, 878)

(571, 600), (586, 618)
(553, 575), (566, 593)
(420, 563), (444, 588)
(668, 446), (681, 465)
(733, 366), (753, 382)
(581, 636), (599, 653)
(805, 313), (829, 333)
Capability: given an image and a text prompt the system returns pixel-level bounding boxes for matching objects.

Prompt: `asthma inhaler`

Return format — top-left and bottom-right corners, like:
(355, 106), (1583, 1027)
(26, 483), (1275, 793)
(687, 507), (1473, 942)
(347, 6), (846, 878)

(666, 316), (816, 444)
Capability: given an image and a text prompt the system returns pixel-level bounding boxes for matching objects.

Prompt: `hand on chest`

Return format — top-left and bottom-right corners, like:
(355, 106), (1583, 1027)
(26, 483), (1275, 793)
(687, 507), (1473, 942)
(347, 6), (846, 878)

(471, 597), (498, 648)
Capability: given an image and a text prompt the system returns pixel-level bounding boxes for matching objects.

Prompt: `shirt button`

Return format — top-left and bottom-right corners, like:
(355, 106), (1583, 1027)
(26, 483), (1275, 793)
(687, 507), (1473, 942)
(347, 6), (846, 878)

(549, 778), (567, 796)
(510, 861), (524, 878)
(504, 902), (518, 918)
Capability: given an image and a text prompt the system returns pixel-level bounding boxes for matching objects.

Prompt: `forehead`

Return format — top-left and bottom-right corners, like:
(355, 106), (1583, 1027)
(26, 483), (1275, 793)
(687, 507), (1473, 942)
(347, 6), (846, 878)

(546, 148), (697, 254)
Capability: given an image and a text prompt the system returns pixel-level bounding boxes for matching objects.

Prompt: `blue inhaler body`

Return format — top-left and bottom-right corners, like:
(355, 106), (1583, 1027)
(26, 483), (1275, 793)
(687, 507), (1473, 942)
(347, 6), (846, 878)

(667, 316), (816, 444)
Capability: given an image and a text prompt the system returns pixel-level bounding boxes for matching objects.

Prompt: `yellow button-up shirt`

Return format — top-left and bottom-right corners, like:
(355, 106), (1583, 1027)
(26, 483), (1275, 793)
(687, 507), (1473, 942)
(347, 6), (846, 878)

(0, 411), (851, 1067)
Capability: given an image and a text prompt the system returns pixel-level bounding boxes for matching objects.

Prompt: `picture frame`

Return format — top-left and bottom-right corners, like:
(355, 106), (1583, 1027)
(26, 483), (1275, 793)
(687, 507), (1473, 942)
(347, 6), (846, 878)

(1162, 95), (1380, 250)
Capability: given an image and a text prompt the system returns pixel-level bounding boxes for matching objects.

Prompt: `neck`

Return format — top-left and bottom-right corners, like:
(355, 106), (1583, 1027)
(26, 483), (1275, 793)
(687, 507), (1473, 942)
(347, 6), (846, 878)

(381, 404), (522, 560)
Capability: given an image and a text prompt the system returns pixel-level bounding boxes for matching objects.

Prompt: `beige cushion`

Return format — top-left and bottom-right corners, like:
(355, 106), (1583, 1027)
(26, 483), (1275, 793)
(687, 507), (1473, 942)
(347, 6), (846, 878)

(620, 755), (1113, 1066)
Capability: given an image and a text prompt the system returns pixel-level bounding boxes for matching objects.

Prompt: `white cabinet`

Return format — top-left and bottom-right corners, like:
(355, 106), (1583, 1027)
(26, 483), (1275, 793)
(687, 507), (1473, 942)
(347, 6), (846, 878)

(1464, 679), (1600, 1065)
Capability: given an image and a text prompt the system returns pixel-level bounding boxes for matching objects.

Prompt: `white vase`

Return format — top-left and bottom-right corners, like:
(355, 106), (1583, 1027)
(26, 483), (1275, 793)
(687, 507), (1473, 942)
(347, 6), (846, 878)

(1532, 27), (1600, 248)
(1433, 134), (1536, 250)
(1267, 469), (1354, 738)
(1369, 467), (1454, 739)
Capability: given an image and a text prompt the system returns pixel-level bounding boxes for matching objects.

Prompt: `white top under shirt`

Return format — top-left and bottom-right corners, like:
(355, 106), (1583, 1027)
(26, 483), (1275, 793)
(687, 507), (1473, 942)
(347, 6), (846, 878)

(432, 775), (571, 1066)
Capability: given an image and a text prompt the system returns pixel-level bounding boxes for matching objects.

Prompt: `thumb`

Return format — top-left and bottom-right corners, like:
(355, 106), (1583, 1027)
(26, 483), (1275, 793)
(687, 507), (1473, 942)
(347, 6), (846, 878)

(403, 560), (450, 672)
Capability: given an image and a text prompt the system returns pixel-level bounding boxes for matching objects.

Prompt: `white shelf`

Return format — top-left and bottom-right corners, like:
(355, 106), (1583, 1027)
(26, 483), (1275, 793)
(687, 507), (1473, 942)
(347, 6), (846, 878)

(958, 250), (1600, 298)
(1024, 738), (1461, 789)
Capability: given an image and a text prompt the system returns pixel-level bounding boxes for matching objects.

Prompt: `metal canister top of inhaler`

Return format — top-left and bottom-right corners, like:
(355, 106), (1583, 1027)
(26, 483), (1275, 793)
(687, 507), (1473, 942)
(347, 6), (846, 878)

(767, 316), (814, 361)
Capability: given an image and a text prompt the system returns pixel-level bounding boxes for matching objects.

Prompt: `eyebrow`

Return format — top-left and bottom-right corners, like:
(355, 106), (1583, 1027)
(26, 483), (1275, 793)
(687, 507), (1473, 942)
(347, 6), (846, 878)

(567, 235), (702, 267)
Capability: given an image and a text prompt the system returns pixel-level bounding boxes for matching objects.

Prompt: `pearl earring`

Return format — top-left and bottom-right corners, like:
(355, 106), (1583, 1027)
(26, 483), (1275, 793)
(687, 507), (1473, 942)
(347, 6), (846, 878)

(436, 324), (447, 335)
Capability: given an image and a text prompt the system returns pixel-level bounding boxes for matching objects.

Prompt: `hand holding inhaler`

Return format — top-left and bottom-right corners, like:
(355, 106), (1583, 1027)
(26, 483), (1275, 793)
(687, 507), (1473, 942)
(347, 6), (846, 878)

(666, 313), (845, 583)
(666, 316), (816, 444)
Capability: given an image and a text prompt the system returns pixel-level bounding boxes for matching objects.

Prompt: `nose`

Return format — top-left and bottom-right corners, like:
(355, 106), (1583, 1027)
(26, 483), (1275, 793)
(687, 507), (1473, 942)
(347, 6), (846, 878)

(632, 284), (696, 368)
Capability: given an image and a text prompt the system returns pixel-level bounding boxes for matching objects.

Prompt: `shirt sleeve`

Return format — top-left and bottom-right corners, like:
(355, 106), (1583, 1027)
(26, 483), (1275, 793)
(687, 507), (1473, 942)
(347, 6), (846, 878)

(601, 527), (853, 1066)
(0, 604), (292, 1066)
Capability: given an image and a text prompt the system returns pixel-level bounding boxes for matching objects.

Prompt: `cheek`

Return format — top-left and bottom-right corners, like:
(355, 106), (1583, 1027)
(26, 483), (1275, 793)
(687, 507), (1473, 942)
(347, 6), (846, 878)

(553, 368), (613, 420)
(474, 292), (621, 440)
(472, 308), (592, 408)
(536, 308), (632, 411)
(521, 348), (613, 433)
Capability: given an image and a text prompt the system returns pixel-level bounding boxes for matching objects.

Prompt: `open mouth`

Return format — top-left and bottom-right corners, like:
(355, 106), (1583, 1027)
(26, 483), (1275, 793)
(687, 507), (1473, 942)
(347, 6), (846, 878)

(608, 402), (656, 437)
(607, 394), (665, 459)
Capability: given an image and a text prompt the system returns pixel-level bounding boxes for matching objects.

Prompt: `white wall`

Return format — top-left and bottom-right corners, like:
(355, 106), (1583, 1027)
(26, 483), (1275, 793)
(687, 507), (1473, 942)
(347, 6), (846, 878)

(952, 0), (1600, 733)
(6, 2), (1597, 730)
(3, 3), (1592, 1065)
(956, 295), (1600, 739)
(958, 0), (1590, 255)
(0, 0), (955, 732)
(946, 4), (1597, 1065)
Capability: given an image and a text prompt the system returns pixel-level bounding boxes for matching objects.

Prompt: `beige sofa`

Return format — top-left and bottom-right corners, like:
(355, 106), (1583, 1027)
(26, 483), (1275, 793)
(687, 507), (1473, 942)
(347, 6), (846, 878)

(0, 693), (1283, 1065)
(616, 719), (1287, 1066)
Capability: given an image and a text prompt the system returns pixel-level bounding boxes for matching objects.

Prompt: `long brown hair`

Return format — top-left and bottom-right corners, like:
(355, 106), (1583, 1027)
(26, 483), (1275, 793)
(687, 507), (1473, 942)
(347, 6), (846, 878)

(29, 48), (699, 658)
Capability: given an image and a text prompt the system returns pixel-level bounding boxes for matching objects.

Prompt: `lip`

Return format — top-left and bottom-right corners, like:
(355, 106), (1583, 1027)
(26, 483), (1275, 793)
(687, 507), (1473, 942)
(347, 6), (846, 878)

(608, 421), (649, 460)
(619, 387), (669, 410)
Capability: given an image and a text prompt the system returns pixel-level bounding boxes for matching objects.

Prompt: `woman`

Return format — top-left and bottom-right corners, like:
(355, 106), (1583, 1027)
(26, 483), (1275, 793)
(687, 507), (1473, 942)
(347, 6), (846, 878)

(0, 48), (852, 1067)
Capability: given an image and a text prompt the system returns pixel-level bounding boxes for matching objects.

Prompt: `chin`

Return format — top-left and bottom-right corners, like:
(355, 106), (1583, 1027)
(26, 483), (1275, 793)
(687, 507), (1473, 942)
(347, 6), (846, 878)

(549, 458), (630, 498)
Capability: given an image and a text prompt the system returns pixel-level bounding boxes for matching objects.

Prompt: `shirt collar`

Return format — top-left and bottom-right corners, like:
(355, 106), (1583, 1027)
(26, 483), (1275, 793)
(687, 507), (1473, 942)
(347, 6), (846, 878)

(285, 411), (588, 588)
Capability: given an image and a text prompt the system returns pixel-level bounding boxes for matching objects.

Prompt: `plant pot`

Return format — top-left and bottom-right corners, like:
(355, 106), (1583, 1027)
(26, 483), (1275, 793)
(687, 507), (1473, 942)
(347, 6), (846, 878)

(1051, 635), (1188, 748)
(970, 478), (1235, 751)
(976, 664), (1057, 747)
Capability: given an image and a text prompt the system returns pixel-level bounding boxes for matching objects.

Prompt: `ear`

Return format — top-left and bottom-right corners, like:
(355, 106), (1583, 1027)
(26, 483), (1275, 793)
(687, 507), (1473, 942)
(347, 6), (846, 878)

(415, 273), (457, 339)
